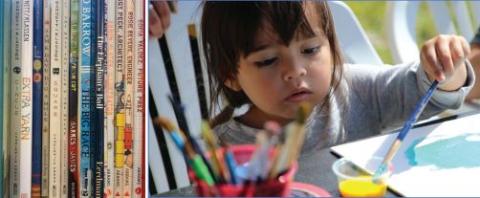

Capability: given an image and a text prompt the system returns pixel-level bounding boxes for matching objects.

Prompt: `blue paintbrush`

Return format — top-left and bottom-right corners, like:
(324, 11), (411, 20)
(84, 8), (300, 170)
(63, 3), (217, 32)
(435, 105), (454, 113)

(373, 80), (439, 180)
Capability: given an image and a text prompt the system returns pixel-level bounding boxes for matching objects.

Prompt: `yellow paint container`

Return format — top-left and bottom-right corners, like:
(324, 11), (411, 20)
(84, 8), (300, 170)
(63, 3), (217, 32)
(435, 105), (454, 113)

(332, 158), (391, 197)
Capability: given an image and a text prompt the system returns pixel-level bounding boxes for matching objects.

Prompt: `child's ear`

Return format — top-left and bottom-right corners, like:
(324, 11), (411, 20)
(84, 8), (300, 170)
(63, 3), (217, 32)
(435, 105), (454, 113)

(224, 78), (242, 91)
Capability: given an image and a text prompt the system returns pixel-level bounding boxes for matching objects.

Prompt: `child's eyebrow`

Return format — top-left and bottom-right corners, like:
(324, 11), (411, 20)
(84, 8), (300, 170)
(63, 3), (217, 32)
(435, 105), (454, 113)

(250, 44), (271, 54)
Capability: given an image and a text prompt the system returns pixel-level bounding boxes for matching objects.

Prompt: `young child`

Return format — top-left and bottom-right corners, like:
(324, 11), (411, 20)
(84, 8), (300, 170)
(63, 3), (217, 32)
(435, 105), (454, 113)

(200, 1), (474, 184)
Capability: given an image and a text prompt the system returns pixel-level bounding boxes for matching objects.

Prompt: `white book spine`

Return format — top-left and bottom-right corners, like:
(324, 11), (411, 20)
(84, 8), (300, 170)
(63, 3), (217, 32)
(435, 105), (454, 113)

(49, 0), (63, 197)
(132, 0), (145, 196)
(104, 0), (116, 196)
(19, 0), (34, 197)
(61, 0), (70, 196)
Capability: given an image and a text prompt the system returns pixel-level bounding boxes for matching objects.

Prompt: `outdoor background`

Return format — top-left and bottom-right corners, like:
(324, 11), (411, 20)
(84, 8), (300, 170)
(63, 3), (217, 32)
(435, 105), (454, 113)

(346, 1), (476, 65)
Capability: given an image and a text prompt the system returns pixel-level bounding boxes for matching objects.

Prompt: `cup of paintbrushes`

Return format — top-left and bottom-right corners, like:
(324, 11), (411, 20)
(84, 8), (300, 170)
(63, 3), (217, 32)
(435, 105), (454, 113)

(191, 144), (297, 197)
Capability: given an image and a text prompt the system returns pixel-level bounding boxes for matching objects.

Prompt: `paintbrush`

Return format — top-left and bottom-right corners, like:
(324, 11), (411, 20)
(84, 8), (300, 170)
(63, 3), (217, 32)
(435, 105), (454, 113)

(373, 80), (439, 181)
(155, 116), (216, 186)
(270, 102), (313, 178)
(201, 121), (228, 183)
(167, 95), (217, 183)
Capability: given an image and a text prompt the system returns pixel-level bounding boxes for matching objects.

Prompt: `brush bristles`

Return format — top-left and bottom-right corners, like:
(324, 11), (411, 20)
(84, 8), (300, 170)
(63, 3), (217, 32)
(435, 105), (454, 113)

(155, 116), (176, 132)
(296, 102), (313, 124)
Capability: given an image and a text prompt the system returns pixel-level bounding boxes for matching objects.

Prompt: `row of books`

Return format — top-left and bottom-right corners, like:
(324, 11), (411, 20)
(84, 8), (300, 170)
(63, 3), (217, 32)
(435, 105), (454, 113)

(0, 0), (145, 197)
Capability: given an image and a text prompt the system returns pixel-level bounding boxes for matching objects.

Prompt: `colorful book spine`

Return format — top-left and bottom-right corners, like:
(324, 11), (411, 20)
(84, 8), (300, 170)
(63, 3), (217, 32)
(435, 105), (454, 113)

(9, 1), (22, 196)
(132, 0), (145, 196)
(20, 0), (34, 197)
(68, 0), (80, 197)
(61, 0), (70, 197)
(32, 0), (44, 197)
(49, 0), (63, 197)
(79, 0), (94, 196)
(114, 0), (125, 196)
(103, 0), (116, 196)
(123, 0), (135, 196)
(41, 0), (51, 196)
(94, 0), (105, 196)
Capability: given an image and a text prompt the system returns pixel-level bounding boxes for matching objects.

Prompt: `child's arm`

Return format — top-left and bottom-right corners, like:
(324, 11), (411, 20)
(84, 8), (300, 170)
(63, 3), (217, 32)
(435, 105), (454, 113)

(420, 35), (471, 91)
(344, 35), (475, 136)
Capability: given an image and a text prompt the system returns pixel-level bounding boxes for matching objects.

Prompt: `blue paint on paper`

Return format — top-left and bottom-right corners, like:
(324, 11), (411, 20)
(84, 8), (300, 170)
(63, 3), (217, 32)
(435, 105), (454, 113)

(405, 134), (480, 169)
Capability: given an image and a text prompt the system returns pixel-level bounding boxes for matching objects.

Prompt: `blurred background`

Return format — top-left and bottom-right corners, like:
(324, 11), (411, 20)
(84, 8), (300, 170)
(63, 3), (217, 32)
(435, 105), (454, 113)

(347, 1), (477, 64)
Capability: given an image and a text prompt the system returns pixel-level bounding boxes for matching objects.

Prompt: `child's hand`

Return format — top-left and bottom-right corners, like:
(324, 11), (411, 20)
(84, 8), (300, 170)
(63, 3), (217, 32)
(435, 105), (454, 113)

(420, 35), (470, 91)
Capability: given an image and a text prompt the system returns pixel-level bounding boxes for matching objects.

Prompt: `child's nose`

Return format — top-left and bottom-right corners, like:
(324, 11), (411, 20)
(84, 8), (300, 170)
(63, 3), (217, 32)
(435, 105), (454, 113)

(283, 64), (307, 81)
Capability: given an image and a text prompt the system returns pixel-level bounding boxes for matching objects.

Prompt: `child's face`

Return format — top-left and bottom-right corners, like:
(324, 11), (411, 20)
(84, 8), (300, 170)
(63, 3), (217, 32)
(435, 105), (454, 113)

(226, 6), (332, 120)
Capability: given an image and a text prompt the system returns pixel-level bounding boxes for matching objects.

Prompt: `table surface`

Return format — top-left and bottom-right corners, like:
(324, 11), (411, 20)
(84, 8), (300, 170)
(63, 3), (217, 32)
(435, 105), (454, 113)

(154, 147), (399, 197)
(154, 108), (480, 197)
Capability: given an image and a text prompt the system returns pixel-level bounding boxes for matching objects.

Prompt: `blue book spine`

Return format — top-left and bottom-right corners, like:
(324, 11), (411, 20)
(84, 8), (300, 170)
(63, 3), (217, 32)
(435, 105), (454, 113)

(31, 0), (43, 197)
(93, 0), (105, 196)
(79, 0), (94, 196)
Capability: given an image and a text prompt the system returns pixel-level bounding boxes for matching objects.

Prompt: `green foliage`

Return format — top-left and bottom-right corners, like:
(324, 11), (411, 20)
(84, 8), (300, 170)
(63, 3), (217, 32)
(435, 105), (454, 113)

(345, 1), (435, 64)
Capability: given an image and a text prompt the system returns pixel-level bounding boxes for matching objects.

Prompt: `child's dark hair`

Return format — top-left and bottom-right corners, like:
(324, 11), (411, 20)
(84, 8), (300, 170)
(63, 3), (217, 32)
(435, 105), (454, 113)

(201, 1), (344, 126)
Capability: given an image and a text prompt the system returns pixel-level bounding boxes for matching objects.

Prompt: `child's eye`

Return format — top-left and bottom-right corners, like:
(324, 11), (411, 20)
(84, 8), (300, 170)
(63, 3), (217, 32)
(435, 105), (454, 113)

(254, 57), (278, 67)
(302, 46), (320, 55)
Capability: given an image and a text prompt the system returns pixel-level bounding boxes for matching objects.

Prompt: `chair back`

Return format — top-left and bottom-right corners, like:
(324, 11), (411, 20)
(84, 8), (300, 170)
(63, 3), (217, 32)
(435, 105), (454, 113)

(387, 1), (480, 64)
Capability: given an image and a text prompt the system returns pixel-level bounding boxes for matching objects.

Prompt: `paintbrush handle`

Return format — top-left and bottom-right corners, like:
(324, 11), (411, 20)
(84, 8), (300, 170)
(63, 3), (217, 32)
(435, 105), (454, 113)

(374, 80), (438, 178)
(397, 80), (439, 141)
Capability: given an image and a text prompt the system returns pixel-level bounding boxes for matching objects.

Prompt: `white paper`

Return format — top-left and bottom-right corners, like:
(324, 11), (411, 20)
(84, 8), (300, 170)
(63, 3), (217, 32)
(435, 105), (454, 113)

(331, 113), (480, 197)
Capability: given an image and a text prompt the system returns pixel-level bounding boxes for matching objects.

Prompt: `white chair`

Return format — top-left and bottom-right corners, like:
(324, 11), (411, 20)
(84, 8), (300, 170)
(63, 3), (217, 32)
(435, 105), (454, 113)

(386, 1), (480, 121)
(387, 1), (480, 64)
(148, 1), (382, 195)
(148, 1), (204, 194)
(329, 1), (383, 65)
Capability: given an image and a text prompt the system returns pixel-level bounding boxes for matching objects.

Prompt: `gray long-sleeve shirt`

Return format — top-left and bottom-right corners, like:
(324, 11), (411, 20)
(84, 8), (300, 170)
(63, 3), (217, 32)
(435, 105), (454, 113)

(213, 61), (474, 184)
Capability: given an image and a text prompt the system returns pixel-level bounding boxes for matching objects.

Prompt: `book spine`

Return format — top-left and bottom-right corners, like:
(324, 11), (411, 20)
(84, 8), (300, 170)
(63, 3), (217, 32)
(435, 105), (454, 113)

(0, 0), (8, 197)
(79, 0), (94, 196)
(61, 0), (70, 197)
(20, 0), (34, 197)
(123, 0), (135, 196)
(94, 0), (105, 196)
(113, 0), (125, 196)
(132, 0), (145, 196)
(103, 0), (116, 196)
(49, 0), (63, 197)
(68, 0), (80, 197)
(41, 0), (51, 196)
(1, 1), (11, 196)
(32, 0), (44, 197)
(9, 1), (22, 196)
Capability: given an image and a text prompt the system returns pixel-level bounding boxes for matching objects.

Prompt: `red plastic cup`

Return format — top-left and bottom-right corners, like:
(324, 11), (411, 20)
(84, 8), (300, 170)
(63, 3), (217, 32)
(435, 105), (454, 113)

(190, 144), (297, 197)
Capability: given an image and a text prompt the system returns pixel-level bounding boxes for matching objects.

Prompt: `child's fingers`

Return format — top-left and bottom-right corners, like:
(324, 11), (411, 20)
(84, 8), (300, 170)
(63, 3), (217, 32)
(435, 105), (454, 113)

(459, 35), (471, 57)
(450, 37), (464, 60)
(421, 40), (445, 81)
(435, 36), (454, 77)
(149, 6), (165, 37)
(152, 1), (171, 31)
(450, 36), (466, 67)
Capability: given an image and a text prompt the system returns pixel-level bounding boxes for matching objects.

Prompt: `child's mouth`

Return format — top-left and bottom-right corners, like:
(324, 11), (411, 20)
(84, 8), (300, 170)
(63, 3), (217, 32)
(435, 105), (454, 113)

(285, 90), (313, 102)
